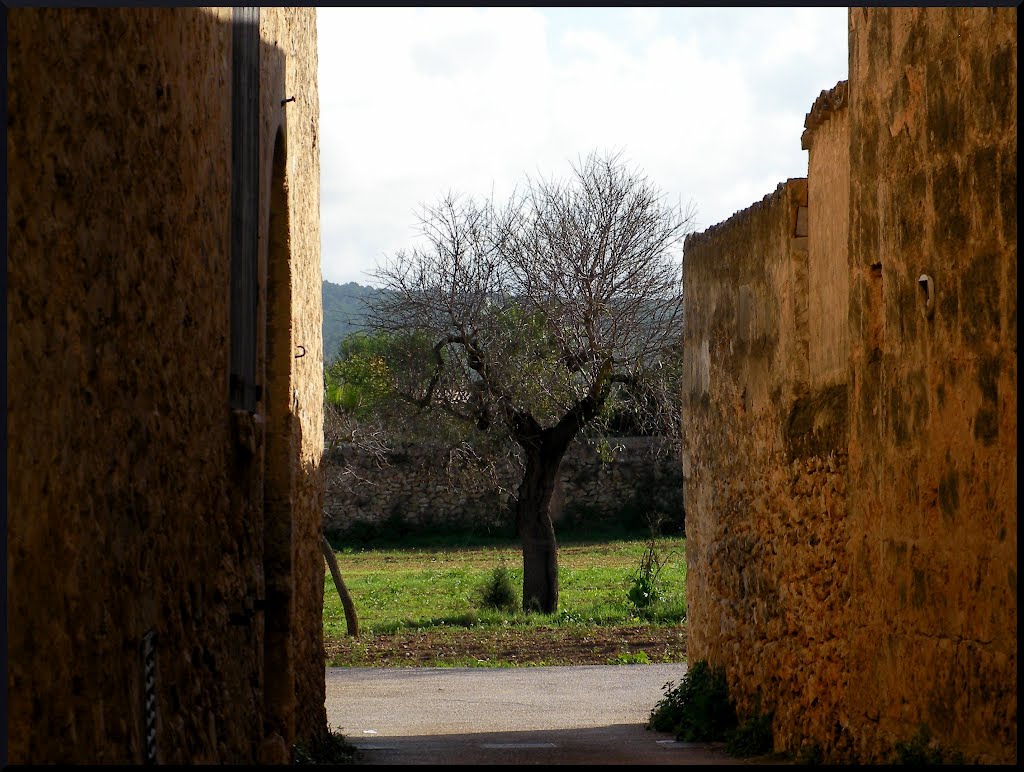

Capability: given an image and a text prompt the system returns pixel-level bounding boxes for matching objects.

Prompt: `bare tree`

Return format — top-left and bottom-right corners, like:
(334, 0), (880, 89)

(369, 150), (694, 613)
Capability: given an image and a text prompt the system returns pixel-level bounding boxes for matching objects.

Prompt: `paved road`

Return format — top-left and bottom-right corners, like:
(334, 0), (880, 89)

(325, 664), (783, 765)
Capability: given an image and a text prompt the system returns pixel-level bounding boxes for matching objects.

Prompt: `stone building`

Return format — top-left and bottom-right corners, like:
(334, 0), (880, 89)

(6, 8), (326, 763)
(682, 6), (1015, 764)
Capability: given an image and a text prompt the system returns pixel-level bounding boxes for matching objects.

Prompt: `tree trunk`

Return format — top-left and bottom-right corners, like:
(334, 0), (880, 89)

(516, 442), (568, 614)
(320, 534), (359, 637)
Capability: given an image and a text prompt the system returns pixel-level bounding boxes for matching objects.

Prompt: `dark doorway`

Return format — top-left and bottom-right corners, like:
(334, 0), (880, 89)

(263, 128), (296, 742)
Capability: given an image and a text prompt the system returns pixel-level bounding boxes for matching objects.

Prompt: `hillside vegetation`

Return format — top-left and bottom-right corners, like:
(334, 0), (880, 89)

(322, 280), (382, 363)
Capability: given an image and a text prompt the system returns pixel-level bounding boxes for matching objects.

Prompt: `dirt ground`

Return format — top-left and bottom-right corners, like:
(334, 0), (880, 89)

(325, 624), (688, 667)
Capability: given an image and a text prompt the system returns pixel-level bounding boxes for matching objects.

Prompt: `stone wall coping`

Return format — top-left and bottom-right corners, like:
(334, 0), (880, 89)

(800, 79), (849, 150)
(683, 177), (807, 253)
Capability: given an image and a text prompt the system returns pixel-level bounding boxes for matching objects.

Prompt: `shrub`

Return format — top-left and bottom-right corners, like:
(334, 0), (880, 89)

(627, 538), (667, 611)
(726, 710), (774, 757)
(478, 564), (519, 612)
(796, 741), (823, 765)
(626, 521), (687, 622)
(648, 660), (737, 741)
(892, 725), (964, 765)
(293, 726), (359, 765)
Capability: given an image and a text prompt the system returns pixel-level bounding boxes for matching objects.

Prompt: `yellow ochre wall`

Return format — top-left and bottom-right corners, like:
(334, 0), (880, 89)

(845, 6), (1016, 763)
(7, 7), (325, 763)
(683, 6), (1015, 763)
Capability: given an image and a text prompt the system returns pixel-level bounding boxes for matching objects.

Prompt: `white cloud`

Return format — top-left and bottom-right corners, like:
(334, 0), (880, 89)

(316, 7), (848, 285)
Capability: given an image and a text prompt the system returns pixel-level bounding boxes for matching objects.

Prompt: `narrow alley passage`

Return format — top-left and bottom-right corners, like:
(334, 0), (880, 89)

(325, 664), (786, 765)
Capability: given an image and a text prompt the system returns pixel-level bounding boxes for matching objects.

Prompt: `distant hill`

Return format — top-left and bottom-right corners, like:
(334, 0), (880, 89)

(322, 280), (382, 363)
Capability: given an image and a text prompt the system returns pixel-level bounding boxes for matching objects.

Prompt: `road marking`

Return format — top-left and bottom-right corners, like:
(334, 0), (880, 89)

(480, 743), (558, 749)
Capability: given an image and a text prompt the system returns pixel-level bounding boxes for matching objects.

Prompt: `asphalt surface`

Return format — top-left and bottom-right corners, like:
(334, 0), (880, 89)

(325, 664), (786, 765)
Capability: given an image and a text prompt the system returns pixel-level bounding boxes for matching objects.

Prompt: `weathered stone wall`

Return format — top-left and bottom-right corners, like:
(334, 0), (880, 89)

(845, 7), (1016, 763)
(324, 437), (683, 538)
(683, 6), (1016, 765)
(6, 8), (323, 764)
(260, 7), (327, 748)
(804, 82), (851, 390)
(682, 178), (852, 758)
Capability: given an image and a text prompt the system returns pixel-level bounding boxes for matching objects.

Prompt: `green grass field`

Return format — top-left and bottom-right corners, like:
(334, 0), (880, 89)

(322, 535), (688, 667)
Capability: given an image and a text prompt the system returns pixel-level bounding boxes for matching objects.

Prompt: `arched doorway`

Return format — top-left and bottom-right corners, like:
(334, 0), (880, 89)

(263, 127), (296, 744)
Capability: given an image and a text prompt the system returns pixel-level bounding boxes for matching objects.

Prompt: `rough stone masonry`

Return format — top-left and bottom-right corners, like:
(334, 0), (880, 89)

(682, 6), (1015, 765)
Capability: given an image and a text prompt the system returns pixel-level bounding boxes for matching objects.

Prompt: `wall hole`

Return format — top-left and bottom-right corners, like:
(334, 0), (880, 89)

(917, 273), (935, 319)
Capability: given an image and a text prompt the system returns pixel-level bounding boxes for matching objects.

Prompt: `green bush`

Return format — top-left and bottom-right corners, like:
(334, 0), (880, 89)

(892, 725), (964, 765)
(477, 564), (519, 612)
(648, 660), (737, 741)
(628, 570), (665, 610)
(726, 711), (774, 757)
(648, 662), (776, 757)
(796, 741), (823, 765)
(627, 538), (667, 611)
(293, 726), (359, 765)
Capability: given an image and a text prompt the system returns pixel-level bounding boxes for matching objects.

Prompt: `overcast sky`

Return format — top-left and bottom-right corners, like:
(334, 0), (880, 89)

(317, 7), (849, 287)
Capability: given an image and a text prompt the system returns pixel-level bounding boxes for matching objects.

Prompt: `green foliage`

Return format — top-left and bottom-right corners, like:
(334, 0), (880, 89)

(477, 564), (520, 612)
(648, 661), (737, 742)
(648, 661), (775, 758)
(293, 725), (360, 765)
(608, 651), (651, 665)
(628, 543), (667, 611)
(627, 516), (687, 621)
(325, 326), (481, 453)
(322, 280), (382, 365)
(322, 537), (687, 646)
(726, 711), (774, 757)
(891, 725), (964, 765)
(586, 342), (685, 439)
(324, 331), (396, 416)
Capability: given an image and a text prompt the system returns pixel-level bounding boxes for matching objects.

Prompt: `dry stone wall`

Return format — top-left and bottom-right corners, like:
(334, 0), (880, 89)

(324, 437), (683, 539)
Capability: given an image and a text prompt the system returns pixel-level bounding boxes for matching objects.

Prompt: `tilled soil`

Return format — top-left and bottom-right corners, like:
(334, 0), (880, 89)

(325, 624), (687, 667)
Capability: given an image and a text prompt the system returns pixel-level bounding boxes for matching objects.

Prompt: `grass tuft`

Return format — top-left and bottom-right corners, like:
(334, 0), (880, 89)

(477, 564), (520, 612)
